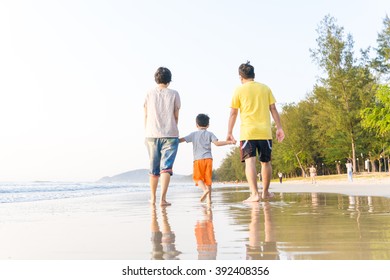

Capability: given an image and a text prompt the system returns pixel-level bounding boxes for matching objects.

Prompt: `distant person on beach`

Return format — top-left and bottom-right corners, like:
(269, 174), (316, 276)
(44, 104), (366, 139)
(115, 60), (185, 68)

(278, 172), (283, 184)
(346, 160), (353, 182)
(365, 159), (370, 173)
(180, 114), (235, 204)
(144, 67), (180, 206)
(257, 172), (262, 182)
(227, 61), (285, 202)
(309, 165), (317, 184)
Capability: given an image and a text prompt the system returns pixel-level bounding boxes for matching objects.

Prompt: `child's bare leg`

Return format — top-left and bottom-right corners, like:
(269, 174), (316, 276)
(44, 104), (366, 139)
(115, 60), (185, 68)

(206, 186), (212, 205)
(198, 180), (210, 202)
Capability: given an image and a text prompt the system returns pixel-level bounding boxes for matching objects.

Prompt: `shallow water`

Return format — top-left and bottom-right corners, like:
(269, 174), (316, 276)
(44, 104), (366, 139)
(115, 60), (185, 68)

(145, 186), (390, 260)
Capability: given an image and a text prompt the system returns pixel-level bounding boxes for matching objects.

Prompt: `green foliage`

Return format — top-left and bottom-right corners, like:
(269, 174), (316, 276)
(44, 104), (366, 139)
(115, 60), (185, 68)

(361, 85), (390, 137)
(372, 15), (390, 80)
(309, 15), (377, 170)
(272, 101), (319, 177)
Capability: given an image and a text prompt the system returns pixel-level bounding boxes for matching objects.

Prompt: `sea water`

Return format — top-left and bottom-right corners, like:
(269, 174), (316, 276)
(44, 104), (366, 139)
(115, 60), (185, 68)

(0, 181), (196, 204)
(0, 181), (150, 203)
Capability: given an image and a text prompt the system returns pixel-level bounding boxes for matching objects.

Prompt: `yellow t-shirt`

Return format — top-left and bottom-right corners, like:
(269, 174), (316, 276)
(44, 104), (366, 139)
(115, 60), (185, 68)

(230, 81), (276, 140)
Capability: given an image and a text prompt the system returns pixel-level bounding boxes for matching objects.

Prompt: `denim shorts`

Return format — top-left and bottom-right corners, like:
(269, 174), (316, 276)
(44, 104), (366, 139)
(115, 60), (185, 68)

(145, 138), (179, 176)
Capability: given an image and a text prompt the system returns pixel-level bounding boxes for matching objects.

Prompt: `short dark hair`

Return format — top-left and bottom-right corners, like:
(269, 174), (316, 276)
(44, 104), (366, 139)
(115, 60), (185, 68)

(196, 114), (210, 127)
(239, 61), (255, 79)
(154, 67), (172, 84)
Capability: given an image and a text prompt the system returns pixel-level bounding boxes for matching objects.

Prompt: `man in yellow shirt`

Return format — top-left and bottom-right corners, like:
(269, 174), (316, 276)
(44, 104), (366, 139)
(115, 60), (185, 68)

(227, 61), (285, 202)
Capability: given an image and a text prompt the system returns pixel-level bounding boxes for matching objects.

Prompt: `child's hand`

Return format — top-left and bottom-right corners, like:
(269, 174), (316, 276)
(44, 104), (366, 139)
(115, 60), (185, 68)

(226, 134), (236, 144)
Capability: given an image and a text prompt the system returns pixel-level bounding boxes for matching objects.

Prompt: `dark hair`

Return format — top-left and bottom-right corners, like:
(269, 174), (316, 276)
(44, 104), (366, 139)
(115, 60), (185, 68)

(238, 61), (255, 79)
(196, 114), (210, 127)
(154, 67), (172, 84)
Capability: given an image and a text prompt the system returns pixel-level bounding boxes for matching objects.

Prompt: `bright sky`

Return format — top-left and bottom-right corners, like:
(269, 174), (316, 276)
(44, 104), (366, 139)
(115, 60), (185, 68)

(0, 0), (388, 182)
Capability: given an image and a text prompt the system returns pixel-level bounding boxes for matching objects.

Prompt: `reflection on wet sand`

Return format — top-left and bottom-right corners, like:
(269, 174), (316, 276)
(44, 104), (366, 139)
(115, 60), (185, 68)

(276, 193), (390, 259)
(246, 202), (279, 260)
(348, 196), (363, 239)
(223, 186), (390, 260)
(311, 192), (319, 208)
(146, 186), (390, 260)
(347, 195), (374, 240)
(194, 206), (217, 260)
(150, 205), (181, 260)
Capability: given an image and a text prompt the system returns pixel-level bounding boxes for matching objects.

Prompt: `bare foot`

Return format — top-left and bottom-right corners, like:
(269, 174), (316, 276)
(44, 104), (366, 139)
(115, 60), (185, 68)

(243, 194), (260, 202)
(160, 200), (172, 206)
(262, 192), (275, 200)
(149, 199), (156, 204)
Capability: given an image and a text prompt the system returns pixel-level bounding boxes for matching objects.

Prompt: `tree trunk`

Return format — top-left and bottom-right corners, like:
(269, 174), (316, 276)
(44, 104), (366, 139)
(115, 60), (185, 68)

(370, 159), (377, 172)
(295, 151), (306, 177)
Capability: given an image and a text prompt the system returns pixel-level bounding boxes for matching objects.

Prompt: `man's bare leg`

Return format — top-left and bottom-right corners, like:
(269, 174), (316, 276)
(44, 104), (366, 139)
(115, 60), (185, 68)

(244, 157), (260, 202)
(149, 175), (159, 204)
(261, 161), (274, 199)
(160, 172), (172, 206)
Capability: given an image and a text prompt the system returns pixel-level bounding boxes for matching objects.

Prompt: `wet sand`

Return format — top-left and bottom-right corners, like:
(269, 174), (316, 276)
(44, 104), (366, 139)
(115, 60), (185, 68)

(0, 173), (389, 260)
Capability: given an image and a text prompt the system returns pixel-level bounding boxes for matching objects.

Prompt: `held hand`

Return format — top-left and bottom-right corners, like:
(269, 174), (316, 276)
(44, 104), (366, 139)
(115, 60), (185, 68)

(276, 128), (285, 142)
(227, 134), (236, 144)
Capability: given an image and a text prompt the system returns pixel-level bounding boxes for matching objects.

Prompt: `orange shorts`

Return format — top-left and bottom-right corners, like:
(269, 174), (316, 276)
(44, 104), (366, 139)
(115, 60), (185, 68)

(193, 158), (213, 186)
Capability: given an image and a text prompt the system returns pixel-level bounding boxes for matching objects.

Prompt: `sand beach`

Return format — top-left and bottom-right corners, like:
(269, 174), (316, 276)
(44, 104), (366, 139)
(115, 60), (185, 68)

(0, 173), (389, 260)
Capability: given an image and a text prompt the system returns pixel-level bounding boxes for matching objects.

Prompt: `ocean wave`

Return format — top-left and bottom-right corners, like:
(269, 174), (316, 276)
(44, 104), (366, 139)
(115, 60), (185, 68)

(0, 182), (150, 203)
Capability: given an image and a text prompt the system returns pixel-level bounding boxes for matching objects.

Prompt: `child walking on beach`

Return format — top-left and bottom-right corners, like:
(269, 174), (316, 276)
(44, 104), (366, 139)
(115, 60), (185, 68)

(180, 114), (235, 204)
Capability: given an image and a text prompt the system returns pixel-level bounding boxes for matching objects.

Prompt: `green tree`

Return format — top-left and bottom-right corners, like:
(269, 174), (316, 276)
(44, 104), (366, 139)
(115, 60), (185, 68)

(272, 101), (318, 177)
(361, 85), (390, 171)
(373, 15), (390, 81)
(309, 15), (377, 172)
(361, 85), (390, 137)
(362, 16), (390, 170)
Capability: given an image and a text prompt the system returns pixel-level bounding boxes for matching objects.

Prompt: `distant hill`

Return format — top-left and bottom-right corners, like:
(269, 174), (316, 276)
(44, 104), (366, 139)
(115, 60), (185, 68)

(97, 169), (192, 183)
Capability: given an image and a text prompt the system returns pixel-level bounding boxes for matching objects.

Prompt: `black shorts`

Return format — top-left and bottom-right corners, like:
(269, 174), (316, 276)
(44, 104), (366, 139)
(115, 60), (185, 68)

(240, 140), (272, 163)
